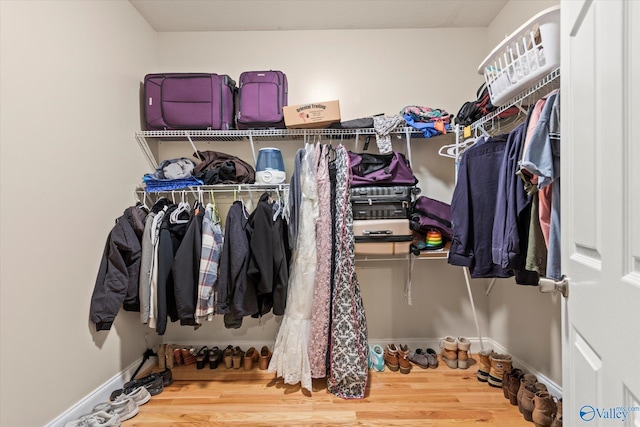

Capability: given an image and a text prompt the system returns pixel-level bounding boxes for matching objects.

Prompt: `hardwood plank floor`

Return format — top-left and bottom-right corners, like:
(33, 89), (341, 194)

(127, 355), (532, 426)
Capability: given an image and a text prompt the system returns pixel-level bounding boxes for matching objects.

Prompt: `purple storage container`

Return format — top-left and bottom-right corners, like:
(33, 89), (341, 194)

(144, 73), (236, 130)
(236, 70), (288, 129)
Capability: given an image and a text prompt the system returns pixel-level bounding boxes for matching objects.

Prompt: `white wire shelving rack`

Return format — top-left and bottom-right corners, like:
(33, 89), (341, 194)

(135, 127), (437, 170)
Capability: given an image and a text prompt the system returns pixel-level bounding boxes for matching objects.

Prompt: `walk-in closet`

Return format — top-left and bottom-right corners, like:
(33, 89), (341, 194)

(1, 1), (639, 426)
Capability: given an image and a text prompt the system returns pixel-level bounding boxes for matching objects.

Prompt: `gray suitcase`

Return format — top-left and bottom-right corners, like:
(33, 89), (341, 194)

(350, 186), (419, 220)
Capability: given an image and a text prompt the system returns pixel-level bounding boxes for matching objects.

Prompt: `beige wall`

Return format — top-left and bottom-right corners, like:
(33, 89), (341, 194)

(0, 1), (156, 426)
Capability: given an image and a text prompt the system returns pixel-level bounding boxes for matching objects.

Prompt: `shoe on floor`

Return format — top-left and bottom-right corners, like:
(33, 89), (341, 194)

(259, 346), (272, 370)
(122, 372), (163, 396)
(110, 386), (150, 406)
(93, 397), (139, 422)
(440, 336), (458, 369)
(398, 344), (412, 374)
(457, 337), (471, 369)
(476, 349), (494, 382)
(63, 411), (120, 427)
(408, 348), (430, 369)
(425, 348), (438, 368)
(383, 344), (400, 372)
(369, 345), (385, 372)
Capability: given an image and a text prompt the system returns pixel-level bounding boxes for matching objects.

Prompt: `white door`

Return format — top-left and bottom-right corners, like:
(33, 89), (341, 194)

(562, 1), (640, 426)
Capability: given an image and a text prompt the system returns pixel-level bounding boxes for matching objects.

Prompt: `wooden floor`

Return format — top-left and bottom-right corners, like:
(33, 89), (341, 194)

(127, 355), (532, 426)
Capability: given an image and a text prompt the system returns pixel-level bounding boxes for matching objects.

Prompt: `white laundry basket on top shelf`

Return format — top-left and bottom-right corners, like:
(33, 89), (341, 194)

(479, 5), (560, 107)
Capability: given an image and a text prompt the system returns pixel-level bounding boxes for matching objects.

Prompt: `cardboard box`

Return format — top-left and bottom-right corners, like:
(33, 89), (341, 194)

(283, 100), (341, 129)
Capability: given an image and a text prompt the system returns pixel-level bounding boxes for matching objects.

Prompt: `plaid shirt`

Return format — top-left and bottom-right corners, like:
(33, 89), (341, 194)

(195, 203), (224, 323)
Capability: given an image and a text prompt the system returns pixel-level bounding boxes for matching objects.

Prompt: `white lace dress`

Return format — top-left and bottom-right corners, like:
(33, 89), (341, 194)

(268, 143), (318, 391)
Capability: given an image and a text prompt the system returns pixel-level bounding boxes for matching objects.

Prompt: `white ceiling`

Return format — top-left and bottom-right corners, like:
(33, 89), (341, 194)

(130, 0), (508, 32)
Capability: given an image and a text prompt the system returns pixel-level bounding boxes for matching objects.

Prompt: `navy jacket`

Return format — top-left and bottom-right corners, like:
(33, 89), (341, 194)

(448, 135), (512, 278)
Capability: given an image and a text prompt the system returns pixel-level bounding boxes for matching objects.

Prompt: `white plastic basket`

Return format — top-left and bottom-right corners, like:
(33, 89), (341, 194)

(478, 6), (560, 106)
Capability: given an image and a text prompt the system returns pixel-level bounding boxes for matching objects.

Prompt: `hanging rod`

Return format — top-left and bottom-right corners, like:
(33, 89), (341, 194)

(471, 67), (560, 132)
(135, 183), (290, 194)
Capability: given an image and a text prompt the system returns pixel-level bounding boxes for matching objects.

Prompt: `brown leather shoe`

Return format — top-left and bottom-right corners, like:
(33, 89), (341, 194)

(259, 346), (271, 370)
(173, 346), (183, 366)
(383, 344), (400, 372)
(507, 369), (524, 405)
(503, 368), (522, 400)
(398, 344), (412, 374)
(243, 347), (259, 370)
(532, 391), (557, 427)
(518, 374), (537, 413)
(181, 347), (197, 366)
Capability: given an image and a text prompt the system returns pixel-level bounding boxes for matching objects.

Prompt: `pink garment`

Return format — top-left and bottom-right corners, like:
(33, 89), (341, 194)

(521, 89), (558, 248)
(308, 144), (332, 378)
(539, 185), (552, 247)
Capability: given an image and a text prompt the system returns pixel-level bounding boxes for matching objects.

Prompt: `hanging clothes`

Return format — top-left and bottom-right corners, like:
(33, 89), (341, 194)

(269, 143), (319, 391)
(491, 121), (539, 285)
(247, 192), (290, 317)
(448, 135), (513, 278)
(522, 91), (561, 279)
(90, 204), (148, 331)
(195, 202), (224, 324)
(327, 145), (369, 399)
(217, 200), (253, 329)
(139, 198), (169, 325)
(287, 148), (305, 250)
(148, 205), (168, 330)
(172, 201), (204, 326)
(309, 144), (332, 378)
(155, 203), (191, 335)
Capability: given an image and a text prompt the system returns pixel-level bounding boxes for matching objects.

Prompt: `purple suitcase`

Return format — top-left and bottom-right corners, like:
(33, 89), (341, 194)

(235, 70), (288, 129)
(144, 73), (236, 131)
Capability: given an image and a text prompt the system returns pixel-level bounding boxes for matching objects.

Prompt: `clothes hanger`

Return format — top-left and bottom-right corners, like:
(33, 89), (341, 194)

(170, 191), (191, 224)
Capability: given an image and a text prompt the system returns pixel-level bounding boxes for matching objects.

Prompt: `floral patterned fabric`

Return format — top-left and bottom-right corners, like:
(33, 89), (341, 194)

(327, 145), (369, 399)
(309, 144), (332, 378)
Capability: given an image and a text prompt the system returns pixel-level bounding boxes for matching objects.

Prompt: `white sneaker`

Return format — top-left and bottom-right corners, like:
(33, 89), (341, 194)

(113, 386), (151, 406)
(63, 410), (120, 427)
(93, 397), (139, 422)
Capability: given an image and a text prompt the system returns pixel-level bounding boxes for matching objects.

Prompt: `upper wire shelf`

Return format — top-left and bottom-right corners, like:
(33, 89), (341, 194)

(135, 127), (432, 141)
(471, 67), (560, 133)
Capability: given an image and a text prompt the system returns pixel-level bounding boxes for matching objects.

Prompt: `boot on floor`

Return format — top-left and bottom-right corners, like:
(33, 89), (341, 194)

(488, 353), (512, 388)
(517, 374), (537, 413)
(503, 368), (522, 400)
(476, 349), (494, 382)
(532, 391), (557, 427)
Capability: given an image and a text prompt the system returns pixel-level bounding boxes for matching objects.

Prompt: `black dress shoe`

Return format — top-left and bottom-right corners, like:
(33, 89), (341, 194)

(208, 346), (223, 369)
(155, 368), (173, 386)
(123, 373), (164, 396)
(196, 346), (209, 370)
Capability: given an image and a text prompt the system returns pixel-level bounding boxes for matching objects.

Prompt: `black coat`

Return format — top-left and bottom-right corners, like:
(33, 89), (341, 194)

(90, 205), (148, 331)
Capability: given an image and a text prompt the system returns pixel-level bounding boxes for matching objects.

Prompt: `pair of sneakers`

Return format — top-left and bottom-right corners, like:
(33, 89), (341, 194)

(368, 344), (385, 372)
(64, 386), (150, 426)
(408, 348), (439, 369)
(440, 336), (471, 369)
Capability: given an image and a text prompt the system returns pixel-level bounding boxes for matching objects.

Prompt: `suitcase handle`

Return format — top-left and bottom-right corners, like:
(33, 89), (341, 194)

(362, 230), (393, 236)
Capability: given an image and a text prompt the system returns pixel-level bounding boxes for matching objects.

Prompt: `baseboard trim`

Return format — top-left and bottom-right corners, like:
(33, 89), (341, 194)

(44, 356), (157, 427)
(369, 337), (562, 398)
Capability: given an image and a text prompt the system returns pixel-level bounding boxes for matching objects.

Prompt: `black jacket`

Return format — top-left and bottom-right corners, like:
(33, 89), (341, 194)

(172, 203), (204, 326)
(90, 205), (148, 331)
